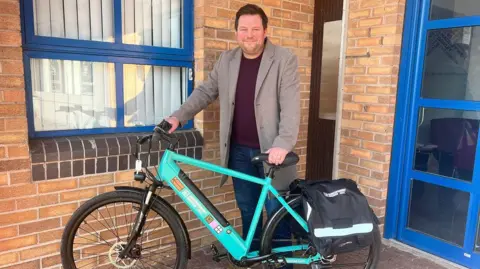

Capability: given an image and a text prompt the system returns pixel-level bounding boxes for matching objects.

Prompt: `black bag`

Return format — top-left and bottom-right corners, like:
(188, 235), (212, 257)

(295, 178), (379, 257)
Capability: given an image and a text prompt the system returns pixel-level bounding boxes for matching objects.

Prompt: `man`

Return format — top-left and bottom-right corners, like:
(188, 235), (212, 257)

(165, 4), (300, 266)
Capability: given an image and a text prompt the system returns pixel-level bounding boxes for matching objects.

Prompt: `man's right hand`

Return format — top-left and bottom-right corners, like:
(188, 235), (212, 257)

(164, 117), (180, 133)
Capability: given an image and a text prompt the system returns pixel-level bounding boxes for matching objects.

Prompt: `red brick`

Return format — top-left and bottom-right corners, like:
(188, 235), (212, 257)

(0, 252), (18, 267)
(353, 112), (375, 121)
(39, 203), (78, 218)
(41, 254), (61, 268)
(0, 104), (25, 115)
(20, 242), (60, 260)
(353, 95), (379, 103)
(2, 89), (24, 102)
(7, 145), (28, 157)
(357, 37), (383, 46)
(0, 15), (20, 31)
(363, 141), (391, 153)
(0, 132), (25, 144)
(348, 28), (370, 38)
(0, 199), (14, 213)
(0, 183), (36, 199)
(358, 18), (382, 27)
(360, 0), (385, 8)
(283, 1), (300, 11)
(60, 188), (97, 202)
(0, 226), (17, 240)
(0, 47), (21, 60)
(38, 179), (77, 193)
(0, 209), (37, 226)
(16, 194), (58, 209)
(0, 235), (37, 252)
(19, 218), (60, 235)
(354, 76), (378, 84)
(0, 31), (21, 46)
(347, 165), (370, 177)
(349, 9), (371, 19)
(4, 118), (27, 130)
(79, 174), (114, 187)
(3, 260), (40, 269)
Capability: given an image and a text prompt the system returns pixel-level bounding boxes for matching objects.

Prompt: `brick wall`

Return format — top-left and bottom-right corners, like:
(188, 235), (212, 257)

(337, 0), (406, 225)
(0, 0), (314, 268)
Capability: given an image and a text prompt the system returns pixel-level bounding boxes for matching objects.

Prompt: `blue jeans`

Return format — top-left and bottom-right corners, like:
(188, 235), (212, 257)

(228, 143), (293, 269)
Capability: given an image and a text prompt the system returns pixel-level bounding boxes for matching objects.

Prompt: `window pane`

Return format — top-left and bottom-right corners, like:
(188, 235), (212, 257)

(123, 64), (187, 127)
(33, 0), (114, 42)
(122, 0), (183, 48)
(408, 179), (469, 246)
(430, 0), (480, 20)
(421, 27), (480, 101)
(31, 59), (116, 131)
(414, 108), (479, 182)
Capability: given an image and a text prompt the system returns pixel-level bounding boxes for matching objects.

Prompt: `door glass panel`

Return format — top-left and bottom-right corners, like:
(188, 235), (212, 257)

(421, 27), (480, 101)
(414, 108), (479, 182)
(430, 0), (480, 20)
(408, 179), (469, 246)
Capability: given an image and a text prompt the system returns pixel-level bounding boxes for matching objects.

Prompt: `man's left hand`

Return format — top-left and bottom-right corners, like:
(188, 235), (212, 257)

(266, 147), (288, 165)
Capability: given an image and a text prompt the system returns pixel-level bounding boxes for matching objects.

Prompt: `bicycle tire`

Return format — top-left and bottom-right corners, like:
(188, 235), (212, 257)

(61, 190), (189, 269)
(259, 196), (381, 269)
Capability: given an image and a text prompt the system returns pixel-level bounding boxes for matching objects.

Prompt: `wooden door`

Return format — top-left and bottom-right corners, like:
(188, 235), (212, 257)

(306, 0), (344, 180)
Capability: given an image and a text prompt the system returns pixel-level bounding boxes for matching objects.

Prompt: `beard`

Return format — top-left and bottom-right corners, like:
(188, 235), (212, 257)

(240, 40), (263, 56)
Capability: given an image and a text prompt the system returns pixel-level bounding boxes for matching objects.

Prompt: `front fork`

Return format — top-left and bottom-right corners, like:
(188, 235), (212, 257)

(118, 182), (159, 259)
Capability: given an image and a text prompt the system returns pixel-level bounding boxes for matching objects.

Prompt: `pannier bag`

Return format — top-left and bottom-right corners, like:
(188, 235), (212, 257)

(295, 178), (379, 257)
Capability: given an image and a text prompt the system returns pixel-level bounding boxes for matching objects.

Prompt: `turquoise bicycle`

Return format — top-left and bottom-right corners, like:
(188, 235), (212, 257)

(60, 121), (380, 268)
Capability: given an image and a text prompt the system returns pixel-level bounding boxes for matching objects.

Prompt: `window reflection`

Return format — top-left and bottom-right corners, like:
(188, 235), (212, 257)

(422, 27), (480, 101)
(408, 180), (469, 246)
(414, 108), (479, 182)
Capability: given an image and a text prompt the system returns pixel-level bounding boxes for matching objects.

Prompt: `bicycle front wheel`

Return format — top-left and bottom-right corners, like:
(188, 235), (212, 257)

(260, 196), (381, 269)
(61, 190), (189, 269)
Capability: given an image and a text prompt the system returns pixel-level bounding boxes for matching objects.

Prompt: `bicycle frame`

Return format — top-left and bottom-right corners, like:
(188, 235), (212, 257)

(157, 148), (322, 265)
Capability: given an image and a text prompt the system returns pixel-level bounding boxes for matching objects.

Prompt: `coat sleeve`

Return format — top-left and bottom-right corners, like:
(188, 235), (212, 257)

(272, 52), (301, 151)
(170, 52), (224, 126)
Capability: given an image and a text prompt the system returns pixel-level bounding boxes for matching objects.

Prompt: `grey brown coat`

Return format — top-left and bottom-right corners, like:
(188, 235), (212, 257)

(171, 38), (300, 191)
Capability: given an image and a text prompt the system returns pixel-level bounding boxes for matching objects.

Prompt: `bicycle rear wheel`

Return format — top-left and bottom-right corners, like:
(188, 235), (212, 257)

(61, 190), (189, 269)
(260, 196), (381, 269)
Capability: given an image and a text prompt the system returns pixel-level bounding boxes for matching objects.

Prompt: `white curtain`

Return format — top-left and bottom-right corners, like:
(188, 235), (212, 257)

(123, 65), (186, 127)
(31, 59), (116, 131)
(122, 0), (184, 127)
(34, 0), (114, 42)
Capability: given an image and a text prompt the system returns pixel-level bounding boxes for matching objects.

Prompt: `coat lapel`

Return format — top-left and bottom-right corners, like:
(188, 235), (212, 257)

(255, 39), (275, 101)
(228, 49), (242, 103)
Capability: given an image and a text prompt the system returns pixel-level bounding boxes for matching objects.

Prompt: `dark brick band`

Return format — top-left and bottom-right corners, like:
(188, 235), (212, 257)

(29, 130), (204, 181)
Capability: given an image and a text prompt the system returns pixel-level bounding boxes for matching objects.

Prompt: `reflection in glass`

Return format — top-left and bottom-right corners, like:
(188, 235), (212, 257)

(123, 65), (187, 127)
(33, 0), (114, 42)
(414, 108), (479, 182)
(421, 27), (480, 101)
(408, 180), (469, 246)
(430, 0), (480, 20)
(476, 214), (480, 252)
(31, 59), (116, 131)
(122, 0), (183, 48)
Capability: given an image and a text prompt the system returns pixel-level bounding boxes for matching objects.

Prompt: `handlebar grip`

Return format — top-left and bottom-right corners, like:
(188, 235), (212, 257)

(154, 120), (172, 134)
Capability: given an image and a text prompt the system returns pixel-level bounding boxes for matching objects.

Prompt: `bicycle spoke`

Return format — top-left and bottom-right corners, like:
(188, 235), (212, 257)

(104, 203), (121, 240)
(89, 208), (119, 241)
(78, 225), (113, 247)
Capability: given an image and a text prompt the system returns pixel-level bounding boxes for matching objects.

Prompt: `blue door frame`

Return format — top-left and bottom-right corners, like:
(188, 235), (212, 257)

(385, 0), (480, 268)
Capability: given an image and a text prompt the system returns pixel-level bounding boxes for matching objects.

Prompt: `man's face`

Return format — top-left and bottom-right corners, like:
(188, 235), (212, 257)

(235, 14), (267, 57)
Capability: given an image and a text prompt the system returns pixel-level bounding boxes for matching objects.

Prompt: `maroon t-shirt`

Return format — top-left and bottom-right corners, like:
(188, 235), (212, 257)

(231, 52), (263, 148)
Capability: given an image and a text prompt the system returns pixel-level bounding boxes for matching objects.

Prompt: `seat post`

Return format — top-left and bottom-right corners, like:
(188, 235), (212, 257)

(265, 166), (276, 179)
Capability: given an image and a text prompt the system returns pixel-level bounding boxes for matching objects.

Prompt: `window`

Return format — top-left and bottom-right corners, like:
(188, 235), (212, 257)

(22, 0), (194, 137)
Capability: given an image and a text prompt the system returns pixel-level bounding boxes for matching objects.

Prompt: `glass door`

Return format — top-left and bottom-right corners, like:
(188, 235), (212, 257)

(398, 0), (480, 268)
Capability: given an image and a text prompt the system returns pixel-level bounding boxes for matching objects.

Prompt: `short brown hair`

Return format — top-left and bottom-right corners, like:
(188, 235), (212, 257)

(235, 4), (268, 31)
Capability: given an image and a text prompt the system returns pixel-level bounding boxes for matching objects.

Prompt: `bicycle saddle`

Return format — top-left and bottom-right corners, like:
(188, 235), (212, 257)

(251, 152), (300, 168)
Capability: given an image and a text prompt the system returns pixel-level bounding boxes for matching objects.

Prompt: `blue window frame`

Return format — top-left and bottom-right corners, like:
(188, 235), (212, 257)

(20, 0), (194, 138)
